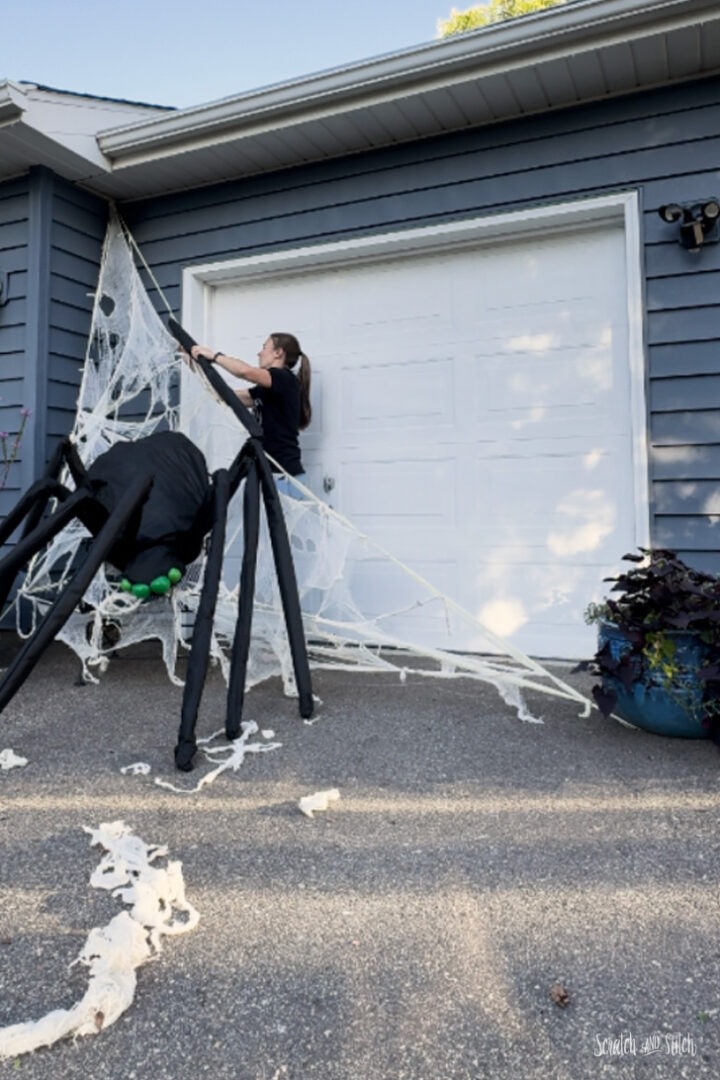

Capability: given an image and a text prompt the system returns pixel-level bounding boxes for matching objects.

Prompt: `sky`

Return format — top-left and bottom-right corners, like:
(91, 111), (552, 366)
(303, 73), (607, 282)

(2, 0), (463, 110)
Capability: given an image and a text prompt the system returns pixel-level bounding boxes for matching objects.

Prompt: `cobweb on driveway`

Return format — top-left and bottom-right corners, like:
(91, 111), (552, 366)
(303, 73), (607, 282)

(0, 821), (198, 1058)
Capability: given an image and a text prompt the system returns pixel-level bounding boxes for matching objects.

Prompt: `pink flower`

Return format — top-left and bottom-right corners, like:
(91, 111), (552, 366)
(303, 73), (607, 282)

(0, 432), (8, 440)
(20, 407), (32, 417)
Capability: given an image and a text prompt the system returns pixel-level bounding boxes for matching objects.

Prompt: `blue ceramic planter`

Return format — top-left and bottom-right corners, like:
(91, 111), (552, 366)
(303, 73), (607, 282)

(598, 620), (710, 738)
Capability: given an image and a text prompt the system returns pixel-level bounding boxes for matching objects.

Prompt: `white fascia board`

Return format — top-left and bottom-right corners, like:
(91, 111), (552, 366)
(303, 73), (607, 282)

(0, 79), (169, 179)
(18, 88), (170, 172)
(1, 121), (111, 180)
(0, 80), (27, 126)
(99, 0), (719, 164)
(20, 96), (151, 172)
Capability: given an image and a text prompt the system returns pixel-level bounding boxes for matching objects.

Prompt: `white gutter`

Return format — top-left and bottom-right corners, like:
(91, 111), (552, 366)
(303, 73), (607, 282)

(98, 0), (720, 162)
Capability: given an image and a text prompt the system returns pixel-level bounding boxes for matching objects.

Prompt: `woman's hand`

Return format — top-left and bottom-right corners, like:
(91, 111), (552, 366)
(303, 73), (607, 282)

(190, 344), (216, 361)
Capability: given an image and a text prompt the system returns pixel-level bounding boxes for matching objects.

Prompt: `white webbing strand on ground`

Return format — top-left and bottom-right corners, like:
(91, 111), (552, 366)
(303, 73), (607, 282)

(154, 721), (283, 794)
(0, 821), (198, 1059)
(0, 748), (28, 770)
(16, 212), (591, 724)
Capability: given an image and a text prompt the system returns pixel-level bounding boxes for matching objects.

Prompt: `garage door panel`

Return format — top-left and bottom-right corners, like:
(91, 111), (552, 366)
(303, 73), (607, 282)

(472, 453), (620, 516)
(342, 259), (448, 321)
(213, 308), (319, 350)
(474, 301), (621, 348)
(345, 303), (447, 333)
(341, 457), (456, 523)
(471, 436), (634, 468)
(468, 445), (632, 558)
(478, 407), (617, 436)
(211, 278), (333, 354)
(469, 512), (619, 564)
(471, 414), (630, 443)
(474, 341), (628, 416)
(452, 227), (625, 302)
(343, 323), (450, 354)
(481, 356), (599, 415)
(341, 355), (455, 432)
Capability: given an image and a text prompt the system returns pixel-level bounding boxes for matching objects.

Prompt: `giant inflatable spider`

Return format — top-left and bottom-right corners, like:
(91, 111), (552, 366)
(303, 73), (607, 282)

(0, 322), (313, 770)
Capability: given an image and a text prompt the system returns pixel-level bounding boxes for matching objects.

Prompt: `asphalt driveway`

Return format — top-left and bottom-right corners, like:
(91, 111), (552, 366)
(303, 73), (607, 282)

(1, 636), (719, 1079)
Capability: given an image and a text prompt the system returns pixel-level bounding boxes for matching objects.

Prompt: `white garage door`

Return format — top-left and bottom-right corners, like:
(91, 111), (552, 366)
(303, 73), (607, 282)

(184, 213), (647, 659)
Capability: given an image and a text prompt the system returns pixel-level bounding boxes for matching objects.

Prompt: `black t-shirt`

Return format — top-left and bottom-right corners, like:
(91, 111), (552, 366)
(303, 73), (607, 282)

(249, 367), (304, 475)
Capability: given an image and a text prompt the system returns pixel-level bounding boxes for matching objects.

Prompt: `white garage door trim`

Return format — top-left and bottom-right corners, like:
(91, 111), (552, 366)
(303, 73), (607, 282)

(181, 191), (650, 549)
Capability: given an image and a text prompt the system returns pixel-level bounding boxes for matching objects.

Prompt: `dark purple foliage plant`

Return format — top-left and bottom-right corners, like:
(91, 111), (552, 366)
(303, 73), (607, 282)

(583, 549), (720, 734)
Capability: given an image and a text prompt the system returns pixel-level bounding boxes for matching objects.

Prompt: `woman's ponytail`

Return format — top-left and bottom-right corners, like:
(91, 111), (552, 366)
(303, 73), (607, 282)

(298, 352), (311, 430)
(271, 332), (312, 430)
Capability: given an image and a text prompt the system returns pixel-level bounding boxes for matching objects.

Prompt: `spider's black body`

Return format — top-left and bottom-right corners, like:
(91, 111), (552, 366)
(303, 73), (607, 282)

(0, 325), (313, 771)
(82, 431), (212, 589)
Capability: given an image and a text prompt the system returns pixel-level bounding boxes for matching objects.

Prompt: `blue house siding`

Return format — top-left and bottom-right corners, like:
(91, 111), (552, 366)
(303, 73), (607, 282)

(46, 177), (107, 459)
(0, 174), (30, 509)
(0, 168), (106, 525)
(121, 75), (720, 575)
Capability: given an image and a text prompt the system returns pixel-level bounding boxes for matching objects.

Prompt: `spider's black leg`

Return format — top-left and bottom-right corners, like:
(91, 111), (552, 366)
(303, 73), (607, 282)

(254, 448), (314, 721)
(0, 486), (89, 615)
(227, 441), (252, 498)
(0, 478), (70, 549)
(8, 436), (88, 548)
(175, 468), (231, 772)
(0, 473), (152, 716)
(61, 438), (88, 490)
(226, 455), (261, 741)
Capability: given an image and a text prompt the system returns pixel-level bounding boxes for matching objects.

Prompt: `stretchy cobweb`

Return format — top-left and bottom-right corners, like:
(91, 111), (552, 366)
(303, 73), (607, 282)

(16, 214), (590, 722)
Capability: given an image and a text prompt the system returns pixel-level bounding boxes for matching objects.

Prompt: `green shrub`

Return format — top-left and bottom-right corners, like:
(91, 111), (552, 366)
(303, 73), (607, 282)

(438, 0), (570, 37)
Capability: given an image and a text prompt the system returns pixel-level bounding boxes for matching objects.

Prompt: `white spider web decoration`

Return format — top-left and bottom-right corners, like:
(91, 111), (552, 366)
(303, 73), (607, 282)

(15, 213), (591, 722)
(0, 821), (198, 1058)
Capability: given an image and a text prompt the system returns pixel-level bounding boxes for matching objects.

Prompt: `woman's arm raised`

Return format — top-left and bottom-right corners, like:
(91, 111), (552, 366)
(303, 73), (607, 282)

(190, 345), (272, 389)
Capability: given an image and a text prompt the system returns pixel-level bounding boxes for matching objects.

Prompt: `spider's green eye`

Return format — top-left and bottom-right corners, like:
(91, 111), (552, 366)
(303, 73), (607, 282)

(132, 583), (151, 600)
(150, 575), (171, 595)
(168, 567), (182, 584)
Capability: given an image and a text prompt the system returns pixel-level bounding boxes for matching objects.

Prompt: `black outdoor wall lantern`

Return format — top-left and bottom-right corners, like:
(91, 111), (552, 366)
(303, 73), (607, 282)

(658, 199), (720, 253)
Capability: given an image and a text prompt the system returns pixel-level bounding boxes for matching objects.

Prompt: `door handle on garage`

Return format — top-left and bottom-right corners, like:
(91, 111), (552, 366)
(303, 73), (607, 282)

(323, 476), (335, 493)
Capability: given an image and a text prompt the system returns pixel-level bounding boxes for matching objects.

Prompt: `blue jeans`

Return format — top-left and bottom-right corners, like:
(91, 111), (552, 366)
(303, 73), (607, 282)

(275, 473), (306, 500)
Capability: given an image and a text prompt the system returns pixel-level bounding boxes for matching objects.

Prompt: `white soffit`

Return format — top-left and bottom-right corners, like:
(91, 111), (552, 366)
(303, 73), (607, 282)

(92, 0), (720, 198)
